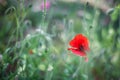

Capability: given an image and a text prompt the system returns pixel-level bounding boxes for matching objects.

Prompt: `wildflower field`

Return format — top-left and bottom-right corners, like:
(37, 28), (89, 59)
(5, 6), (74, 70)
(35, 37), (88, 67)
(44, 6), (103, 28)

(0, 0), (120, 80)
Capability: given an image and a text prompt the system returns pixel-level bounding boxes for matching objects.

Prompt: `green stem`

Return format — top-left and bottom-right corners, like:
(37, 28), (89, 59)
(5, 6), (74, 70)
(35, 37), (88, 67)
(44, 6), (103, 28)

(72, 58), (82, 78)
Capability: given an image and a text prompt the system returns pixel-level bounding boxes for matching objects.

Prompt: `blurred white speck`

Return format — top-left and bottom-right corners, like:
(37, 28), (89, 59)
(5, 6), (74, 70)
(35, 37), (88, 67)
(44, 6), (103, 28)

(18, 60), (26, 74)
(106, 8), (114, 15)
(109, 28), (114, 35)
(24, 20), (32, 26)
(16, 42), (21, 48)
(35, 28), (44, 34)
(38, 52), (42, 56)
(38, 64), (46, 71)
(23, 54), (27, 59)
(26, 34), (31, 39)
(69, 19), (74, 24)
(82, 74), (88, 79)
(0, 54), (2, 61)
(46, 36), (51, 41)
(41, 45), (46, 50)
(47, 64), (53, 71)
(32, 48), (36, 53)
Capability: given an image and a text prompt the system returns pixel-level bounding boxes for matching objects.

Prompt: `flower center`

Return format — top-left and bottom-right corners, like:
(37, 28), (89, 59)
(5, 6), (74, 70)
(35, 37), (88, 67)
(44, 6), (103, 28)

(79, 45), (84, 52)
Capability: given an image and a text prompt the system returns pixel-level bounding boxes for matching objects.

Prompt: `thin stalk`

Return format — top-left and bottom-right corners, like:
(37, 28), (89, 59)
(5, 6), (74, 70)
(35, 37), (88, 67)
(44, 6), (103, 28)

(72, 58), (82, 78)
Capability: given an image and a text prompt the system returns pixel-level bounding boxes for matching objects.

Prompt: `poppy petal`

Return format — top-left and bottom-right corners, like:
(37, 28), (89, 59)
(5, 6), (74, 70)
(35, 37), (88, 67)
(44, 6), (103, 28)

(69, 34), (89, 50)
(69, 39), (80, 48)
(68, 48), (86, 56)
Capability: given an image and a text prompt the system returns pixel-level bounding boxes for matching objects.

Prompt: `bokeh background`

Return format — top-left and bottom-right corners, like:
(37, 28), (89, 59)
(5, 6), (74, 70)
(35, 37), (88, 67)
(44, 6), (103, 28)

(0, 0), (120, 80)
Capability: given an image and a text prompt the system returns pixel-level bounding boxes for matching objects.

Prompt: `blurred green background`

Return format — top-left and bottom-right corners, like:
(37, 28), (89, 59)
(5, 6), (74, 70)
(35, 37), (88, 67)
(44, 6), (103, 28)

(0, 0), (120, 80)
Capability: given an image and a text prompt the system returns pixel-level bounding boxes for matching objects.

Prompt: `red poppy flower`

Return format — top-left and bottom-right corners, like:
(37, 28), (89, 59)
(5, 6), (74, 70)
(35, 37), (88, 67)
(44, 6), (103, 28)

(68, 34), (90, 62)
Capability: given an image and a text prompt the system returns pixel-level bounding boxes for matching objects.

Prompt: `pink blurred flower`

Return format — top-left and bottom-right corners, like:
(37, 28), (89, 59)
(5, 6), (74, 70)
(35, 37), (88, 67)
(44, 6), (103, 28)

(40, 0), (51, 11)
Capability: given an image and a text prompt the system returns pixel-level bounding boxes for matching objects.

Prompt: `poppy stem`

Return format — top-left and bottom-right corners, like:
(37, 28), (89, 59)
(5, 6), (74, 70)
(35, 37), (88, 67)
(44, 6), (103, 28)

(72, 58), (82, 78)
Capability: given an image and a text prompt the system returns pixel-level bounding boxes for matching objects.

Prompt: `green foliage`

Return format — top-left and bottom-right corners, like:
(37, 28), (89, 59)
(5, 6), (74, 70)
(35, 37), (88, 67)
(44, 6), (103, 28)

(111, 5), (120, 21)
(0, 0), (120, 80)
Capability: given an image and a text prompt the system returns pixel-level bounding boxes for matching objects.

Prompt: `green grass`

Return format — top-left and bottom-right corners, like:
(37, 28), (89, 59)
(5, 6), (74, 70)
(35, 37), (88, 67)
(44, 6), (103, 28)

(0, 0), (120, 80)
